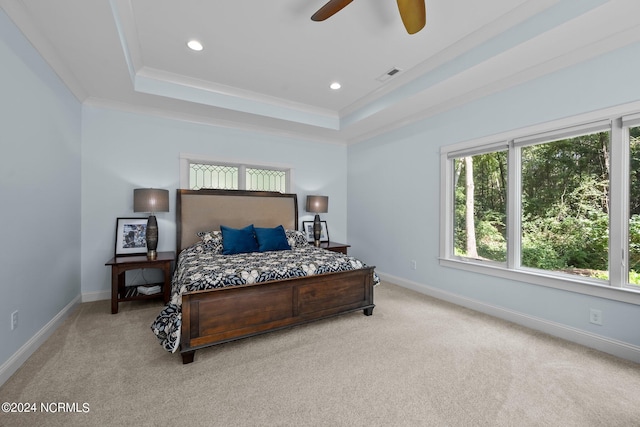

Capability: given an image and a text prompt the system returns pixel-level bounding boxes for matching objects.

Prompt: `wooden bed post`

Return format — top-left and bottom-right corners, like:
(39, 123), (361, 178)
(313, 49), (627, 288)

(181, 351), (195, 364)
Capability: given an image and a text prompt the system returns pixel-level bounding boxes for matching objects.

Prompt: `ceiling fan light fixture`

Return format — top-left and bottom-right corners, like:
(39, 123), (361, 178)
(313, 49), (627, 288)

(311, 0), (426, 34)
(187, 40), (204, 51)
(330, 82), (342, 90)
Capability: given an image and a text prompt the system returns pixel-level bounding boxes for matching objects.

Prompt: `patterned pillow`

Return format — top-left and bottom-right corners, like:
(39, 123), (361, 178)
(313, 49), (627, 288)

(285, 229), (308, 248)
(196, 230), (224, 253)
(198, 229), (306, 251)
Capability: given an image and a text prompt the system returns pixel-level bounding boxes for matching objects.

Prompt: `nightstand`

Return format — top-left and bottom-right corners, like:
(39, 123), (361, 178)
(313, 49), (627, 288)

(319, 241), (350, 254)
(105, 251), (175, 314)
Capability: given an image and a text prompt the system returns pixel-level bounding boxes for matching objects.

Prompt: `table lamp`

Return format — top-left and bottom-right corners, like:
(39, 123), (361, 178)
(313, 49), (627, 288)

(306, 195), (328, 247)
(133, 188), (169, 259)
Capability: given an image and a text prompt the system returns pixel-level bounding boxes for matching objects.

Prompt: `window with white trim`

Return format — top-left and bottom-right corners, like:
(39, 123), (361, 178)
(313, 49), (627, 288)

(441, 111), (640, 298)
(627, 118), (640, 285)
(190, 163), (239, 190)
(518, 125), (610, 277)
(180, 155), (290, 192)
(452, 148), (508, 263)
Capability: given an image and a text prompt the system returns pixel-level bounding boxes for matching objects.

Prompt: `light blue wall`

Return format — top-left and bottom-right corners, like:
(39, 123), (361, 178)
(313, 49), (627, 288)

(3, 1), (639, 376)
(0, 10), (81, 366)
(0, 2), (347, 375)
(80, 107), (347, 296)
(347, 42), (640, 348)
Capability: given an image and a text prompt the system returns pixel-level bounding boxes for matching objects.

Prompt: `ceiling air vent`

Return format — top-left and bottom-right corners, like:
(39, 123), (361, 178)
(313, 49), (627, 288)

(376, 67), (402, 82)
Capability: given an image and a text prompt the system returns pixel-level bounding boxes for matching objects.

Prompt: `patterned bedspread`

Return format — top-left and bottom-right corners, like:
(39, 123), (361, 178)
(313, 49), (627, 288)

(151, 239), (379, 353)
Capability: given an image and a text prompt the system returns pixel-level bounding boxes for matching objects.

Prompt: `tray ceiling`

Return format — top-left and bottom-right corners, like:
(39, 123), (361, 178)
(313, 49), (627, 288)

(2, 0), (639, 144)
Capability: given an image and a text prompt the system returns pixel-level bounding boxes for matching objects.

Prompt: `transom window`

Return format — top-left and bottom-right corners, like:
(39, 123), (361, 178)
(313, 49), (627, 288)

(441, 111), (640, 300)
(180, 155), (290, 193)
(246, 167), (287, 192)
(190, 163), (238, 190)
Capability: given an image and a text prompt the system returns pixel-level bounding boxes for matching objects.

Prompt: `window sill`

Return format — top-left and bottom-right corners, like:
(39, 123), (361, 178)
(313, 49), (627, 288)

(439, 257), (640, 306)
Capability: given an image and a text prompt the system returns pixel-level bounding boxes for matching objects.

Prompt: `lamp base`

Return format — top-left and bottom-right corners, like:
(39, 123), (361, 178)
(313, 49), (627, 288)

(146, 215), (159, 260)
(313, 214), (321, 247)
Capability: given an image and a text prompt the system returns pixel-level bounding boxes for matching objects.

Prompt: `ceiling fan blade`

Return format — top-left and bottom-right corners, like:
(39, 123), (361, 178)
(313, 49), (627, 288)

(397, 0), (426, 34)
(311, 0), (354, 21)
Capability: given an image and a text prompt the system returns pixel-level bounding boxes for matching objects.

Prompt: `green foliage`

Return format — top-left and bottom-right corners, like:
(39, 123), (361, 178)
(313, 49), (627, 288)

(629, 131), (640, 215)
(455, 131), (617, 278)
(454, 152), (507, 262)
(476, 217), (506, 262)
(521, 235), (564, 270)
(518, 134), (611, 273)
(453, 126), (640, 285)
(628, 214), (640, 279)
(629, 270), (640, 285)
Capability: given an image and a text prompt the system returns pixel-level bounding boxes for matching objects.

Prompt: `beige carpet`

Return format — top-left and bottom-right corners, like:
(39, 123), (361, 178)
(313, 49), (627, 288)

(1, 283), (639, 427)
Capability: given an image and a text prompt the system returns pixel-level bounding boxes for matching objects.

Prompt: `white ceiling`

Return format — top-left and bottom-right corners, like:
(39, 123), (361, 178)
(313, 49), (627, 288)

(3, 0), (640, 144)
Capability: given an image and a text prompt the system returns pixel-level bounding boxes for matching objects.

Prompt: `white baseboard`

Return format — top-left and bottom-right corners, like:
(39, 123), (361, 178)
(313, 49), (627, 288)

(377, 272), (640, 364)
(0, 295), (81, 387)
(81, 290), (110, 303)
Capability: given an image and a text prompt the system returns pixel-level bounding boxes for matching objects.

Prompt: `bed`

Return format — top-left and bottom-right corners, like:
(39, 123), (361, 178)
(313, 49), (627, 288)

(151, 189), (377, 364)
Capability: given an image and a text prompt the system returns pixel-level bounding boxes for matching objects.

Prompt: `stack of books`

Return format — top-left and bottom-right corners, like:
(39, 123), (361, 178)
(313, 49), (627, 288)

(137, 285), (161, 295)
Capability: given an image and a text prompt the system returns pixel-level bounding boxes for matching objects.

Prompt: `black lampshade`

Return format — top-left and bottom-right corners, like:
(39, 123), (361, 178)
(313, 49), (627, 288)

(306, 195), (328, 214)
(133, 188), (170, 214)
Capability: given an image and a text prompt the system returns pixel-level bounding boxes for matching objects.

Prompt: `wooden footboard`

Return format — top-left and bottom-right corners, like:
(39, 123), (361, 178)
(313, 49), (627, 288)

(180, 267), (375, 363)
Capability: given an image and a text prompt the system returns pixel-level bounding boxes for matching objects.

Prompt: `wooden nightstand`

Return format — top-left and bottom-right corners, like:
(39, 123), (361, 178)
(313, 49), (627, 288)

(105, 251), (175, 314)
(319, 241), (350, 254)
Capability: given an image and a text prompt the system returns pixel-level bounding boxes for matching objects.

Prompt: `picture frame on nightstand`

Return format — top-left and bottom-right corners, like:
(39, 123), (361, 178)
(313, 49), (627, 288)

(302, 220), (329, 243)
(114, 217), (148, 256)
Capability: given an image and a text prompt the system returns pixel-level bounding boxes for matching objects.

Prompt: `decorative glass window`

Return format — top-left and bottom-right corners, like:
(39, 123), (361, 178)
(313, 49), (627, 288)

(189, 164), (238, 190)
(246, 168), (287, 192)
(181, 155), (290, 193)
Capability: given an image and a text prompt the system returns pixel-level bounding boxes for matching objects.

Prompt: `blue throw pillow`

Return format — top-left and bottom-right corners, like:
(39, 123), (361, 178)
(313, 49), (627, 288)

(220, 224), (259, 255)
(254, 225), (291, 252)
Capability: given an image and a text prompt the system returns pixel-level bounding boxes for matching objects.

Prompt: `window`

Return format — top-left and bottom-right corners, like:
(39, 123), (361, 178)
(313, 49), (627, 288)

(629, 124), (640, 285)
(190, 163), (239, 190)
(246, 167), (287, 192)
(520, 129), (610, 279)
(181, 155), (291, 192)
(441, 109), (640, 302)
(453, 151), (507, 263)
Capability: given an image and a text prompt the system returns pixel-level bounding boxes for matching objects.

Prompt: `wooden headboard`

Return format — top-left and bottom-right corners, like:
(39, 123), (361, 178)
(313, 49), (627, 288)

(176, 189), (298, 253)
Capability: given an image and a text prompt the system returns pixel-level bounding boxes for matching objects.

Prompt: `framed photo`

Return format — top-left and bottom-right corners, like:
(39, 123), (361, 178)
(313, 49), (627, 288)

(302, 220), (329, 243)
(114, 217), (148, 256)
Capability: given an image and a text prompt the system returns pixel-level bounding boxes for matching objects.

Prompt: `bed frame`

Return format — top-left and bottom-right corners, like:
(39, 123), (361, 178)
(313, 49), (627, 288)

(176, 189), (375, 364)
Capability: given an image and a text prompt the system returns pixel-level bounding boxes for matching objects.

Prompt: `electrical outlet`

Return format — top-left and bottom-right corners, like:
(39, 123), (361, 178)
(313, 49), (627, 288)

(410, 260), (417, 270)
(589, 308), (603, 325)
(11, 310), (18, 330)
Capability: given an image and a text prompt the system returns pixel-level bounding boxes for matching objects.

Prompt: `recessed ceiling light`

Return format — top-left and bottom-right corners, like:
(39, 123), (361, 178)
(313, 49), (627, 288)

(187, 40), (203, 51)
(330, 82), (341, 90)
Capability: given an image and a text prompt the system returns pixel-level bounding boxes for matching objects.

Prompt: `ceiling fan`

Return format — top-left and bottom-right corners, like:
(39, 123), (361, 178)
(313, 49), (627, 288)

(311, 0), (426, 35)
